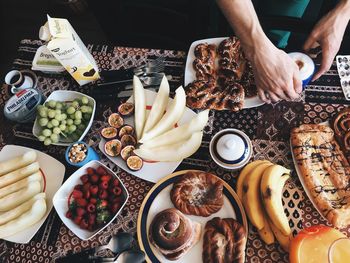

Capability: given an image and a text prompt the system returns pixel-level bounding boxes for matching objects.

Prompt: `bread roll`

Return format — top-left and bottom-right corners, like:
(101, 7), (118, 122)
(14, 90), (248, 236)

(0, 162), (39, 188)
(0, 172), (42, 199)
(0, 181), (42, 211)
(0, 151), (37, 176)
(0, 193), (45, 225)
(0, 198), (46, 238)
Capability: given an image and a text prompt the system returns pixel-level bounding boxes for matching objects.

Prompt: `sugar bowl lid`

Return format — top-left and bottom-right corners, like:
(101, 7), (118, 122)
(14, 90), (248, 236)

(209, 128), (252, 170)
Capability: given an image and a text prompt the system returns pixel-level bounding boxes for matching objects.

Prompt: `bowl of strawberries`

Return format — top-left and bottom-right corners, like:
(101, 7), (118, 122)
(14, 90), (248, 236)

(53, 160), (128, 240)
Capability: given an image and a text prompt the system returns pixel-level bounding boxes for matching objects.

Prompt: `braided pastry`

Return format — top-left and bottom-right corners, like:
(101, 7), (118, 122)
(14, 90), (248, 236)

(203, 217), (247, 263)
(193, 43), (217, 81)
(170, 171), (224, 217)
(149, 208), (201, 261)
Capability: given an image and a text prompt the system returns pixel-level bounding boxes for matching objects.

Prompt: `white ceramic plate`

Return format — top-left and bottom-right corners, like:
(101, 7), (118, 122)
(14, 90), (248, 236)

(0, 145), (65, 243)
(33, 90), (96, 146)
(137, 170), (248, 263)
(184, 37), (264, 109)
(99, 89), (197, 183)
(53, 160), (129, 240)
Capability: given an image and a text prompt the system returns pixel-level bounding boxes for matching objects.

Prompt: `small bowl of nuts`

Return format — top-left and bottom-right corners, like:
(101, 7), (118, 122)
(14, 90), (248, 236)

(65, 141), (99, 167)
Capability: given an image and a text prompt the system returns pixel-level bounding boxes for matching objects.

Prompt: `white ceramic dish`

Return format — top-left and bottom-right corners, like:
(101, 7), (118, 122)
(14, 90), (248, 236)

(99, 89), (197, 183)
(32, 90), (96, 146)
(137, 170), (248, 263)
(53, 160), (129, 240)
(0, 145), (65, 243)
(184, 37), (265, 109)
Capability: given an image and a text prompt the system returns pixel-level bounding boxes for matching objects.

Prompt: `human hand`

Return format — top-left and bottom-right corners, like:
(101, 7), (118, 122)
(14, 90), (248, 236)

(245, 40), (302, 103)
(304, 1), (350, 81)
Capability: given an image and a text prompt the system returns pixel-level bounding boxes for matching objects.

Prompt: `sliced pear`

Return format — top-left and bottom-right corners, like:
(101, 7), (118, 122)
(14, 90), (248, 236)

(134, 131), (203, 162)
(133, 75), (146, 140)
(140, 86), (186, 142)
(142, 75), (170, 135)
(141, 109), (209, 148)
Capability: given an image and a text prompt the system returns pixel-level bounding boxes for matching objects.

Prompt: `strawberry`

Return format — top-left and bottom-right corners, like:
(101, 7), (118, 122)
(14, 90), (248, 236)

(74, 216), (82, 225)
(90, 197), (97, 204)
(88, 213), (96, 225)
(83, 188), (90, 199)
(89, 185), (98, 196)
(99, 181), (108, 190)
(91, 174), (99, 184)
(112, 187), (122, 196)
(97, 166), (107, 175)
(111, 202), (121, 213)
(97, 199), (108, 211)
(66, 210), (72, 219)
(100, 174), (112, 182)
(79, 218), (89, 229)
(72, 189), (83, 199)
(74, 184), (83, 191)
(87, 203), (96, 213)
(99, 189), (108, 200)
(76, 198), (88, 207)
(112, 178), (120, 186)
(76, 207), (86, 216)
(86, 167), (95, 175)
(80, 174), (89, 184)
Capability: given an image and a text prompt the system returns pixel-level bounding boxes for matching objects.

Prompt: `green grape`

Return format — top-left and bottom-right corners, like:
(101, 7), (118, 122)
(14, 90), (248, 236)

(38, 108), (48, 118)
(53, 127), (61, 134)
(37, 105), (45, 111)
(86, 106), (93, 114)
(47, 122), (53, 129)
(47, 100), (57, 109)
(50, 133), (59, 143)
(59, 124), (66, 131)
(74, 119), (81, 125)
(74, 111), (82, 120)
(61, 113), (67, 120)
(66, 106), (76, 115)
(51, 119), (59, 127)
(54, 113), (62, 121)
(48, 109), (56, 119)
(67, 119), (74, 125)
(80, 105), (88, 113)
(81, 96), (89, 105)
(69, 114), (75, 120)
(56, 102), (63, 110)
(72, 100), (80, 108)
(38, 118), (48, 127)
(55, 109), (61, 115)
(61, 120), (67, 125)
(38, 135), (45, 142)
(42, 129), (52, 137)
(68, 125), (77, 133)
(83, 113), (92, 120)
(43, 138), (52, 146)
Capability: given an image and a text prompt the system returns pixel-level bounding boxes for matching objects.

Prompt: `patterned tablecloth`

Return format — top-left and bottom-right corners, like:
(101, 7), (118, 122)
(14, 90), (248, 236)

(0, 39), (349, 263)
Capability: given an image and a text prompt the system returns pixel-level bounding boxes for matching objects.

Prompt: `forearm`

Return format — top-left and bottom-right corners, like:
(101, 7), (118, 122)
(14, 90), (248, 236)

(216, 0), (271, 59)
(337, 0), (350, 20)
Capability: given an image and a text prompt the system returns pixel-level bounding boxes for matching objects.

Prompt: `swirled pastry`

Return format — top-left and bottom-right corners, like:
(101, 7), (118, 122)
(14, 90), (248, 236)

(203, 217), (246, 263)
(333, 108), (350, 162)
(149, 208), (201, 261)
(170, 171), (224, 217)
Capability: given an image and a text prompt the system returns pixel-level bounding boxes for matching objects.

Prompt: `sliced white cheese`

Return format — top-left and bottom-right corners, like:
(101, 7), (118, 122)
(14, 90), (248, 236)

(0, 151), (37, 176)
(133, 76), (146, 140)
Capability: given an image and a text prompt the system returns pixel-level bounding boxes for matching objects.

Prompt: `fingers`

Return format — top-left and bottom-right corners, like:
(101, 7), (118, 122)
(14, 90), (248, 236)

(268, 92), (280, 103)
(293, 67), (303, 95)
(312, 44), (334, 81)
(303, 33), (317, 52)
(258, 89), (271, 104)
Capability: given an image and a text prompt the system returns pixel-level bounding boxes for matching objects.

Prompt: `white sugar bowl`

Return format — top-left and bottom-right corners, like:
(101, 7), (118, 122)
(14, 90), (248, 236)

(209, 128), (252, 170)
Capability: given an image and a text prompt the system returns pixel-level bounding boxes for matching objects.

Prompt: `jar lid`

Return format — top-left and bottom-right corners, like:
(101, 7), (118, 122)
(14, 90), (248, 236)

(288, 52), (315, 81)
(209, 129), (252, 170)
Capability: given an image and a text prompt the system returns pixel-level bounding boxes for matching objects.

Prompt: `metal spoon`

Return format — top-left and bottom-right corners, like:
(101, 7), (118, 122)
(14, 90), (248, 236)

(95, 232), (134, 254)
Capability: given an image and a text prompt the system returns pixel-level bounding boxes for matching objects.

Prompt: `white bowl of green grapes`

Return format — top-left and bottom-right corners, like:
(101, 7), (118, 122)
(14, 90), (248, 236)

(33, 90), (96, 146)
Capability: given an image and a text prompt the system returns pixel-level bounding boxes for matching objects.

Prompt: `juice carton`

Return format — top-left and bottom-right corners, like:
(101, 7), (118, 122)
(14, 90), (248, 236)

(39, 15), (100, 85)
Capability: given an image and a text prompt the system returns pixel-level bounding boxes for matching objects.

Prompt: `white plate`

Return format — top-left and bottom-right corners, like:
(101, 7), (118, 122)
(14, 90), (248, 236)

(137, 170), (248, 263)
(53, 160), (129, 240)
(33, 90), (96, 146)
(99, 89), (197, 183)
(0, 145), (65, 243)
(184, 37), (264, 109)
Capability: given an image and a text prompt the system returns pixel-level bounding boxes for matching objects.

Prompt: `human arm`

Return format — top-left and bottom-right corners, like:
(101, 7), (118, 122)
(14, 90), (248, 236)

(304, 0), (350, 81)
(216, 0), (302, 103)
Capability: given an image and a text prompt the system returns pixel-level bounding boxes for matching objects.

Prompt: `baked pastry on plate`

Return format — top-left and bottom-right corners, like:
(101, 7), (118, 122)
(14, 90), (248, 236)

(148, 208), (201, 261)
(193, 43), (216, 81)
(170, 171), (224, 217)
(203, 217), (246, 263)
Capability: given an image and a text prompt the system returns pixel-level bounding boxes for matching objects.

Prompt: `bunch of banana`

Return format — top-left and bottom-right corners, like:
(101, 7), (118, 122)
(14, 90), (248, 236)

(237, 160), (292, 251)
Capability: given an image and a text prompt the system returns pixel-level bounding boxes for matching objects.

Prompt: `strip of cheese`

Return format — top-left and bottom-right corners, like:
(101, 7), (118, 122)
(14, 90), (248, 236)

(0, 162), (39, 188)
(0, 151), (37, 176)
(0, 198), (46, 238)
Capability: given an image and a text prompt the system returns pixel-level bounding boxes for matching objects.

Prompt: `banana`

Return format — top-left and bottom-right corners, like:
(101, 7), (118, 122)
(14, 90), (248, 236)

(236, 160), (270, 200)
(269, 218), (292, 252)
(261, 164), (291, 236)
(242, 162), (272, 230)
(258, 209), (275, 245)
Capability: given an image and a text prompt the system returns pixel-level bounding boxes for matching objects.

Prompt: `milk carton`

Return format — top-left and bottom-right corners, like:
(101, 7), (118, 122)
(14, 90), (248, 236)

(39, 15), (100, 85)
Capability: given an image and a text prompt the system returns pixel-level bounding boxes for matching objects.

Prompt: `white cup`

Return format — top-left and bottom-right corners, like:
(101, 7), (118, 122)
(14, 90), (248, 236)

(5, 70), (34, 93)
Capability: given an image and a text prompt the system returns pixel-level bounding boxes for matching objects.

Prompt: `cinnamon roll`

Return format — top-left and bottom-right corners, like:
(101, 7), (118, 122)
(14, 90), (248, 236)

(203, 217), (247, 263)
(170, 171), (224, 217)
(149, 208), (201, 261)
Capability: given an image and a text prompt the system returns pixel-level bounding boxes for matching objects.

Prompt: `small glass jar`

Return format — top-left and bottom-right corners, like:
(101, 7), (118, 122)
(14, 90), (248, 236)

(65, 141), (100, 167)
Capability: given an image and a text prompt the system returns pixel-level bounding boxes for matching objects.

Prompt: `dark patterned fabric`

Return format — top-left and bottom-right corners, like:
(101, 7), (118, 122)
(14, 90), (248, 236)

(0, 39), (349, 263)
